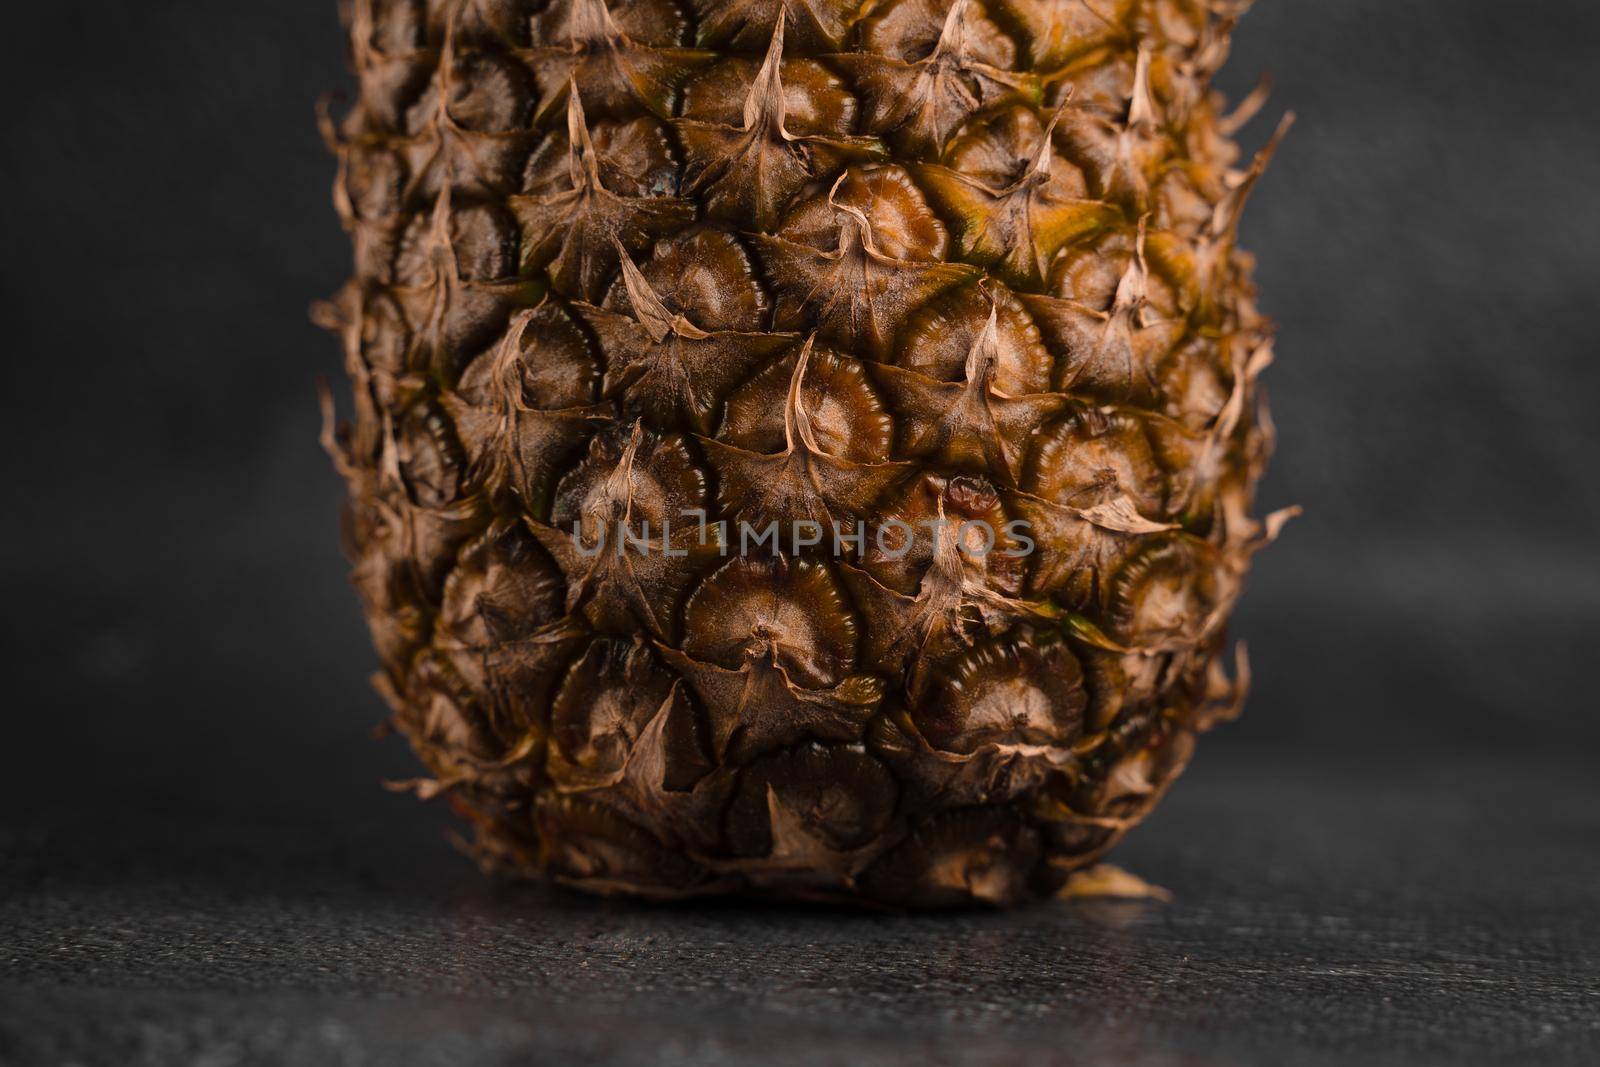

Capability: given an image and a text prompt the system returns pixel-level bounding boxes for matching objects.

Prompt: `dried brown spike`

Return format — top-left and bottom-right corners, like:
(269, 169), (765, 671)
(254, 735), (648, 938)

(724, 741), (897, 858)
(832, 0), (1037, 158)
(753, 206), (978, 356)
(676, 15), (884, 230)
(508, 88), (693, 300)
(776, 164), (949, 261)
(700, 337), (909, 537)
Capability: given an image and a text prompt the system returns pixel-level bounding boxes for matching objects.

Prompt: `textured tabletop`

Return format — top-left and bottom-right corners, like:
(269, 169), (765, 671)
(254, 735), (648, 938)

(4, 747), (1595, 1067)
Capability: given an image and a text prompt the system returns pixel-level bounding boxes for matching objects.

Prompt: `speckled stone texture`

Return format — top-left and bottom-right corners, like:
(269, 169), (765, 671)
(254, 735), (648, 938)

(3, 751), (1597, 1066)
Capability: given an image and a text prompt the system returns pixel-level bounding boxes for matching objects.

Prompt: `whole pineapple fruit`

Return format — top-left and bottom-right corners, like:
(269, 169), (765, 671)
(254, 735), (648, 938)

(320, 0), (1292, 906)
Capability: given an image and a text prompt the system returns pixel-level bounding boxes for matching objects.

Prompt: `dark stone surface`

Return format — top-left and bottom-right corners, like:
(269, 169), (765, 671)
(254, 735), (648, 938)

(3, 0), (1599, 1063)
(4, 749), (1597, 1066)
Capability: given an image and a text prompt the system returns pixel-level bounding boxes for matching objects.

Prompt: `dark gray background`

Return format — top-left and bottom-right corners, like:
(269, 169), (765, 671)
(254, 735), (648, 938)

(2, 2), (1597, 1064)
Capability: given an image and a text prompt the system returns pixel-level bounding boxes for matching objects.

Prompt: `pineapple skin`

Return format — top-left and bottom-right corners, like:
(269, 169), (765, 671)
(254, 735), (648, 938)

(322, 0), (1288, 906)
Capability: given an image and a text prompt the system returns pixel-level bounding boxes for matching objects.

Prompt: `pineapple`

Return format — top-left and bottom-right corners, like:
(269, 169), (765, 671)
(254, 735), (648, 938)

(320, 0), (1292, 906)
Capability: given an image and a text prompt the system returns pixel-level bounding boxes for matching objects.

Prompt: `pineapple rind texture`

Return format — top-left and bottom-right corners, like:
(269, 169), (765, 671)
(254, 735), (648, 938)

(322, 0), (1288, 906)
